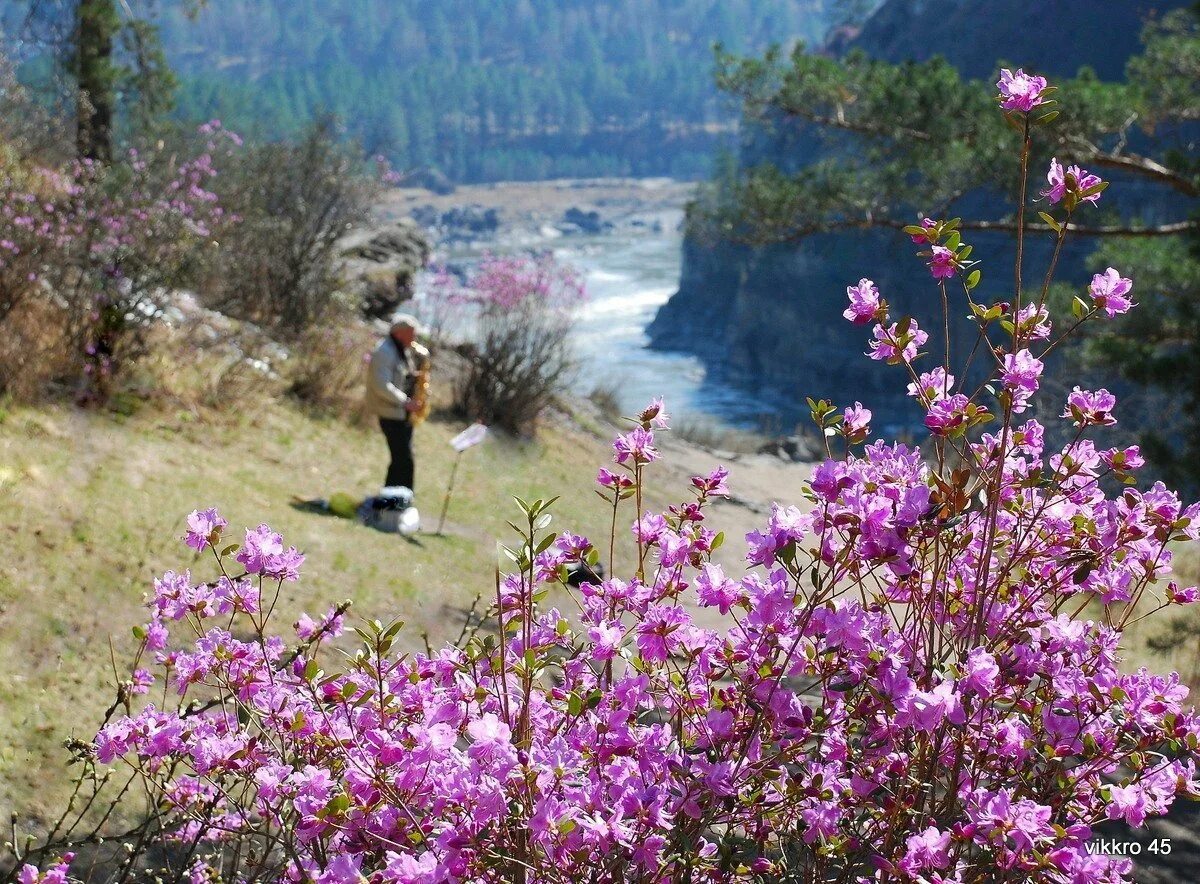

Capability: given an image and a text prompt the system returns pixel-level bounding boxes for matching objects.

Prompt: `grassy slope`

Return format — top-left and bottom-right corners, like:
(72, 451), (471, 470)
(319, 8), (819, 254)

(0, 397), (645, 822)
(3, 391), (1197, 831)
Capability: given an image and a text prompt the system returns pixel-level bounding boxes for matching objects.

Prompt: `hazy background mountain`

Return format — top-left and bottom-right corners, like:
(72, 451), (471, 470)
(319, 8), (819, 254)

(123, 0), (848, 182)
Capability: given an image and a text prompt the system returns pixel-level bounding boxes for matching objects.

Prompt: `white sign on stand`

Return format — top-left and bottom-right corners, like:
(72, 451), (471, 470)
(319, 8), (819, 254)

(449, 422), (489, 452)
(437, 423), (489, 534)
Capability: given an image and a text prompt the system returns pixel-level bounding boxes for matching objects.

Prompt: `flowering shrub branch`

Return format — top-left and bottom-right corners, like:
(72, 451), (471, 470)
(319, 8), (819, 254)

(11, 74), (1200, 884)
(0, 123), (238, 402)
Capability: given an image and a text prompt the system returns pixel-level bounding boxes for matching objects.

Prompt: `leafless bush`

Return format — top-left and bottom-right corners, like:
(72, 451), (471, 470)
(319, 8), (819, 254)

(286, 318), (377, 419)
(427, 254), (583, 435)
(453, 301), (575, 435)
(201, 118), (376, 338)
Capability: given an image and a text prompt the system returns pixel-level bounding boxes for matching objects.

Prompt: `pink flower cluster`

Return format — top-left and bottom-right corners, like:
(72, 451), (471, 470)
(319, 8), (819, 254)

(0, 124), (238, 397)
(428, 253), (586, 312)
(86, 378), (1200, 881)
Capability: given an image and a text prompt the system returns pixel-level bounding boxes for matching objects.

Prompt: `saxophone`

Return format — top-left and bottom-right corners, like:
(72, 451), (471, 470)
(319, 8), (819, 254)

(409, 343), (432, 425)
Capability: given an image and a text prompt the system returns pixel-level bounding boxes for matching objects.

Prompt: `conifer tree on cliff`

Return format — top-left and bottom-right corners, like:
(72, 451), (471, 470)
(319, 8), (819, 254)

(22, 0), (184, 161)
(705, 6), (1199, 488)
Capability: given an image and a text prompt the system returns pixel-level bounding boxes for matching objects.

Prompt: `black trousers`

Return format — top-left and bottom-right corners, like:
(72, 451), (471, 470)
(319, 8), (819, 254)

(379, 417), (415, 491)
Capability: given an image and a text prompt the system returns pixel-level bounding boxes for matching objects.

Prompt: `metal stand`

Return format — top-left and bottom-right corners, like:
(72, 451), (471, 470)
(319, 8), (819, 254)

(436, 450), (464, 536)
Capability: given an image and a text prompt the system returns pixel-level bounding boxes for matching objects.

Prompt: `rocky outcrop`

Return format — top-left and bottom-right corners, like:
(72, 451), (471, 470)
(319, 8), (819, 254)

(410, 204), (500, 239)
(650, 226), (1046, 429)
(560, 207), (613, 235)
(339, 218), (431, 321)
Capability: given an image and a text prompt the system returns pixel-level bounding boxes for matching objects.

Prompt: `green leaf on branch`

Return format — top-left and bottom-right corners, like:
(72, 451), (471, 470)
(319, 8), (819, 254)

(1037, 211), (1061, 233)
(965, 269), (981, 290)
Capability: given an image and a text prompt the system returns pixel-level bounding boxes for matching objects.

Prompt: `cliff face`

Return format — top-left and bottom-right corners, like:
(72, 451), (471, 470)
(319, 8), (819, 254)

(649, 227), (1065, 429)
(848, 0), (1184, 79)
(648, 0), (1190, 427)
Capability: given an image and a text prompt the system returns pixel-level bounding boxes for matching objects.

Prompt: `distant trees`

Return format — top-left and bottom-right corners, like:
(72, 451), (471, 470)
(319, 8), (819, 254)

(16, 0), (185, 161)
(143, 0), (843, 182)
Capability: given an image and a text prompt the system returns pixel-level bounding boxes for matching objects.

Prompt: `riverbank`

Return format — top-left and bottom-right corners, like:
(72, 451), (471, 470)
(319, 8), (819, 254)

(377, 177), (696, 242)
(376, 178), (799, 430)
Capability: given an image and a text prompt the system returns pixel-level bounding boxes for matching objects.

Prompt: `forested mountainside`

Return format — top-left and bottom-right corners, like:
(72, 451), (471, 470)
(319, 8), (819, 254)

(152, 0), (837, 182)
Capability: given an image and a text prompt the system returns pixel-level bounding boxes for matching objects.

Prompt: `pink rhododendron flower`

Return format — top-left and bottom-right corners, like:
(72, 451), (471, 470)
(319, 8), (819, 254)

(612, 426), (659, 465)
(908, 216), (937, 244)
(184, 507), (227, 552)
(1041, 157), (1104, 206)
(842, 401), (872, 441)
(633, 511), (668, 543)
(596, 467), (633, 490)
(1000, 348), (1044, 413)
(638, 396), (670, 428)
(1063, 386), (1118, 427)
(692, 465), (730, 497)
(924, 393), (972, 436)
(842, 277), (882, 324)
(907, 367), (954, 403)
(927, 245), (958, 279)
(1015, 302), (1052, 340)
(636, 603), (690, 662)
(901, 826), (952, 871)
(694, 563), (742, 614)
(1089, 267), (1135, 317)
(868, 320), (928, 363)
(996, 68), (1049, 112)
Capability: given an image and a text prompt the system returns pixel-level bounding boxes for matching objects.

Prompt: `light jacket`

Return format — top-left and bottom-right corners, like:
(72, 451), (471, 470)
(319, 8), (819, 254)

(365, 337), (426, 420)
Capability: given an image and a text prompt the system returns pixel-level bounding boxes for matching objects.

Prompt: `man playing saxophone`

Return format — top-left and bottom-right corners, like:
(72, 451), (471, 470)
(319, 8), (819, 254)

(365, 313), (430, 494)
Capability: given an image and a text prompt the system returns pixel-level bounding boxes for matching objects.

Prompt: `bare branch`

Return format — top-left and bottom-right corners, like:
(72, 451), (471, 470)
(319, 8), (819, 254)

(758, 216), (1200, 246)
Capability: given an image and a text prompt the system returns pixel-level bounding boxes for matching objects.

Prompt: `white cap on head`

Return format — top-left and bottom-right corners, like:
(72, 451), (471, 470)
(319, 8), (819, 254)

(389, 312), (424, 335)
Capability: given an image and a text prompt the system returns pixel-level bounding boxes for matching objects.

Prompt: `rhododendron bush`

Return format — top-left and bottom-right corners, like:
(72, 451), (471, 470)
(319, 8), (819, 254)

(0, 122), (237, 403)
(423, 253), (586, 433)
(14, 75), (1200, 884)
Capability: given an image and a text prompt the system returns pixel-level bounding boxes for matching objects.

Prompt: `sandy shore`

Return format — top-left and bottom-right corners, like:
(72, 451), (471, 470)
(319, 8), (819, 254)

(377, 177), (695, 236)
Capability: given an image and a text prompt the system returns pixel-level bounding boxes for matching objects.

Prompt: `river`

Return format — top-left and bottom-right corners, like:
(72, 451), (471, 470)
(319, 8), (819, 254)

(426, 204), (785, 431)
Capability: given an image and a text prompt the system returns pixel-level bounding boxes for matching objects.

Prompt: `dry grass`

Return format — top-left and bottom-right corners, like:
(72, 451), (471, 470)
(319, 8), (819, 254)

(672, 415), (767, 455)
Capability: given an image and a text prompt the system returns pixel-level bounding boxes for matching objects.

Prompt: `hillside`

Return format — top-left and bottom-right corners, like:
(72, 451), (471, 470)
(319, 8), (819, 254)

(0, 383), (815, 823)
(152, 0), (838, 182)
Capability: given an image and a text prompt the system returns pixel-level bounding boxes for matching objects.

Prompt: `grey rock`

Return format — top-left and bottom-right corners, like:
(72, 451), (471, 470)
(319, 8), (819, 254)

(338, 218), (431, 320)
